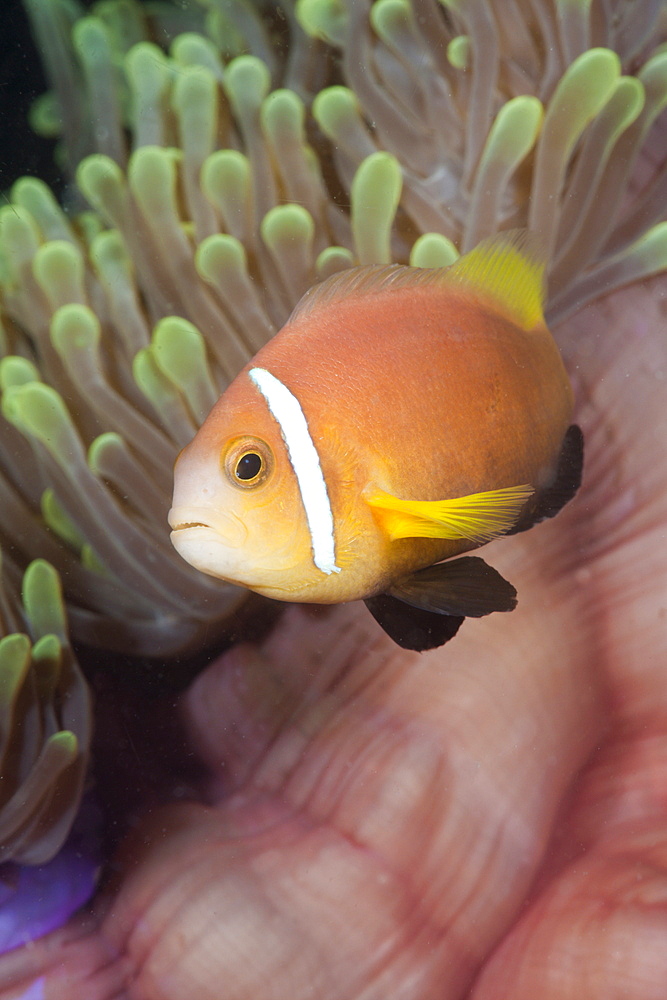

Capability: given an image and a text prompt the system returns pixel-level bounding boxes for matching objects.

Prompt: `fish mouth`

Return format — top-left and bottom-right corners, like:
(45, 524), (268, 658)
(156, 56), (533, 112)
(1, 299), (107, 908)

(168, 506), (248, 547)
(168, 510), (310, 598)
(169, 525), (231, 582)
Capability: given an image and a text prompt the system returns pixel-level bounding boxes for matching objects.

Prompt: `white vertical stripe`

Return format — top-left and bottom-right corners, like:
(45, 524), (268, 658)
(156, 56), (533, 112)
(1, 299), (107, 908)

(248, 367), (341, 575)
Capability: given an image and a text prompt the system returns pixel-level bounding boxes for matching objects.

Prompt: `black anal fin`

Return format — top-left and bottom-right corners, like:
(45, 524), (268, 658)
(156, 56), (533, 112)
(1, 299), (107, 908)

(365, 594), (465, 651)
(389, 556), (517, 617)
(364, 556), (518, 651)
(509, 424), (584, 535)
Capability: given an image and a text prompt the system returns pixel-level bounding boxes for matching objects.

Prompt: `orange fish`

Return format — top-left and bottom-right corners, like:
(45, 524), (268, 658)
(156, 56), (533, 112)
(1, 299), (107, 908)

(169, 232), (582, 650)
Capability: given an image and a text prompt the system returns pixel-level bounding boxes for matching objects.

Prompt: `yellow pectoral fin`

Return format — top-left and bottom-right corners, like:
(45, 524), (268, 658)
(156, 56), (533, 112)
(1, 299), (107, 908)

(366, 484), (534, 543)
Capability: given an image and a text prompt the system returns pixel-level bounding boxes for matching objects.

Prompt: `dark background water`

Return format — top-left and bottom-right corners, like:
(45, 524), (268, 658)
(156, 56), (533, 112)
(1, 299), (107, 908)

(0, 0), (120, 195)
(0, 0), (59, 193)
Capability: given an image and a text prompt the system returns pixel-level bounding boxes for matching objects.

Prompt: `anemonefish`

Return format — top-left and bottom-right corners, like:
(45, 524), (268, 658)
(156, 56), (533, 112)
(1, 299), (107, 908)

(169, 231), (583, 650)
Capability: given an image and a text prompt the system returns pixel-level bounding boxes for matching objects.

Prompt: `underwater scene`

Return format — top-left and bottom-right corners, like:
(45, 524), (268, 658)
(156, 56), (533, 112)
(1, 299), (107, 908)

(0, 0), (666, 996)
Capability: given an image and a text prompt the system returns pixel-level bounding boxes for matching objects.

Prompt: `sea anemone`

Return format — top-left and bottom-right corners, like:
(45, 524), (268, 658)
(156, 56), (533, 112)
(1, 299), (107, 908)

(0, 553), (90, 866)
(3, 0), (666, 658)
(0, 0), (665, 908)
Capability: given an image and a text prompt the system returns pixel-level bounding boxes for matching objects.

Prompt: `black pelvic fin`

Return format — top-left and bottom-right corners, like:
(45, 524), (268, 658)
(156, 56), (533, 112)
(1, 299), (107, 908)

(365, 555), (518, 651)
(509, 424), (584, 535)
(364, 594), (465, 651)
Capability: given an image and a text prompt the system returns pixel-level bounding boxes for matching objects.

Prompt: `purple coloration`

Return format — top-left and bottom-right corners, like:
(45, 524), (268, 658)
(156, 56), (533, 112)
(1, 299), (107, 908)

(0, 802), (101, 955)
(17, 979), (45, 1000)
(0, 851), (98, 955)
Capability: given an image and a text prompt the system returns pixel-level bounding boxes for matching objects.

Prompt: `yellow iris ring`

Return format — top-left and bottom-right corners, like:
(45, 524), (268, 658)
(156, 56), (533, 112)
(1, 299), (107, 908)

(223, 436), (274, 489)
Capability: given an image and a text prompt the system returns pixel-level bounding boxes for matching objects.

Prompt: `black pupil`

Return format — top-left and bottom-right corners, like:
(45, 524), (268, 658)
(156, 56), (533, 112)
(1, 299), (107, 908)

(236, 452), (262, 481)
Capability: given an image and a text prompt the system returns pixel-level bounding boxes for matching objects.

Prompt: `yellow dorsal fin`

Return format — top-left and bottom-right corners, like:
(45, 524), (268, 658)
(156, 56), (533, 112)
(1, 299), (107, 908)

(288, 230), (545, 329)
(366, 484), (534, 544)
(445, 230), (546, 330)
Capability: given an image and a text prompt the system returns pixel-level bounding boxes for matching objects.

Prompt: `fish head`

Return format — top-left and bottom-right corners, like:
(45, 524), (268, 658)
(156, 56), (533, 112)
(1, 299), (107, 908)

(169, 375), (319, 599)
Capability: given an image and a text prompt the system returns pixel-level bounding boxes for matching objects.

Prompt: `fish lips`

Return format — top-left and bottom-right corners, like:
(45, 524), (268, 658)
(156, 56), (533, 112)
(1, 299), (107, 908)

(168, 506), (248, 579)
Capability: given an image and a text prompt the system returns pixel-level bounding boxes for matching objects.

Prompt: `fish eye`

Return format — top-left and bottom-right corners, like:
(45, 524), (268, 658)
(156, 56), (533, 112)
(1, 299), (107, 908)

(236, 452), (262, 481)
(224, 437), (273, 489)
